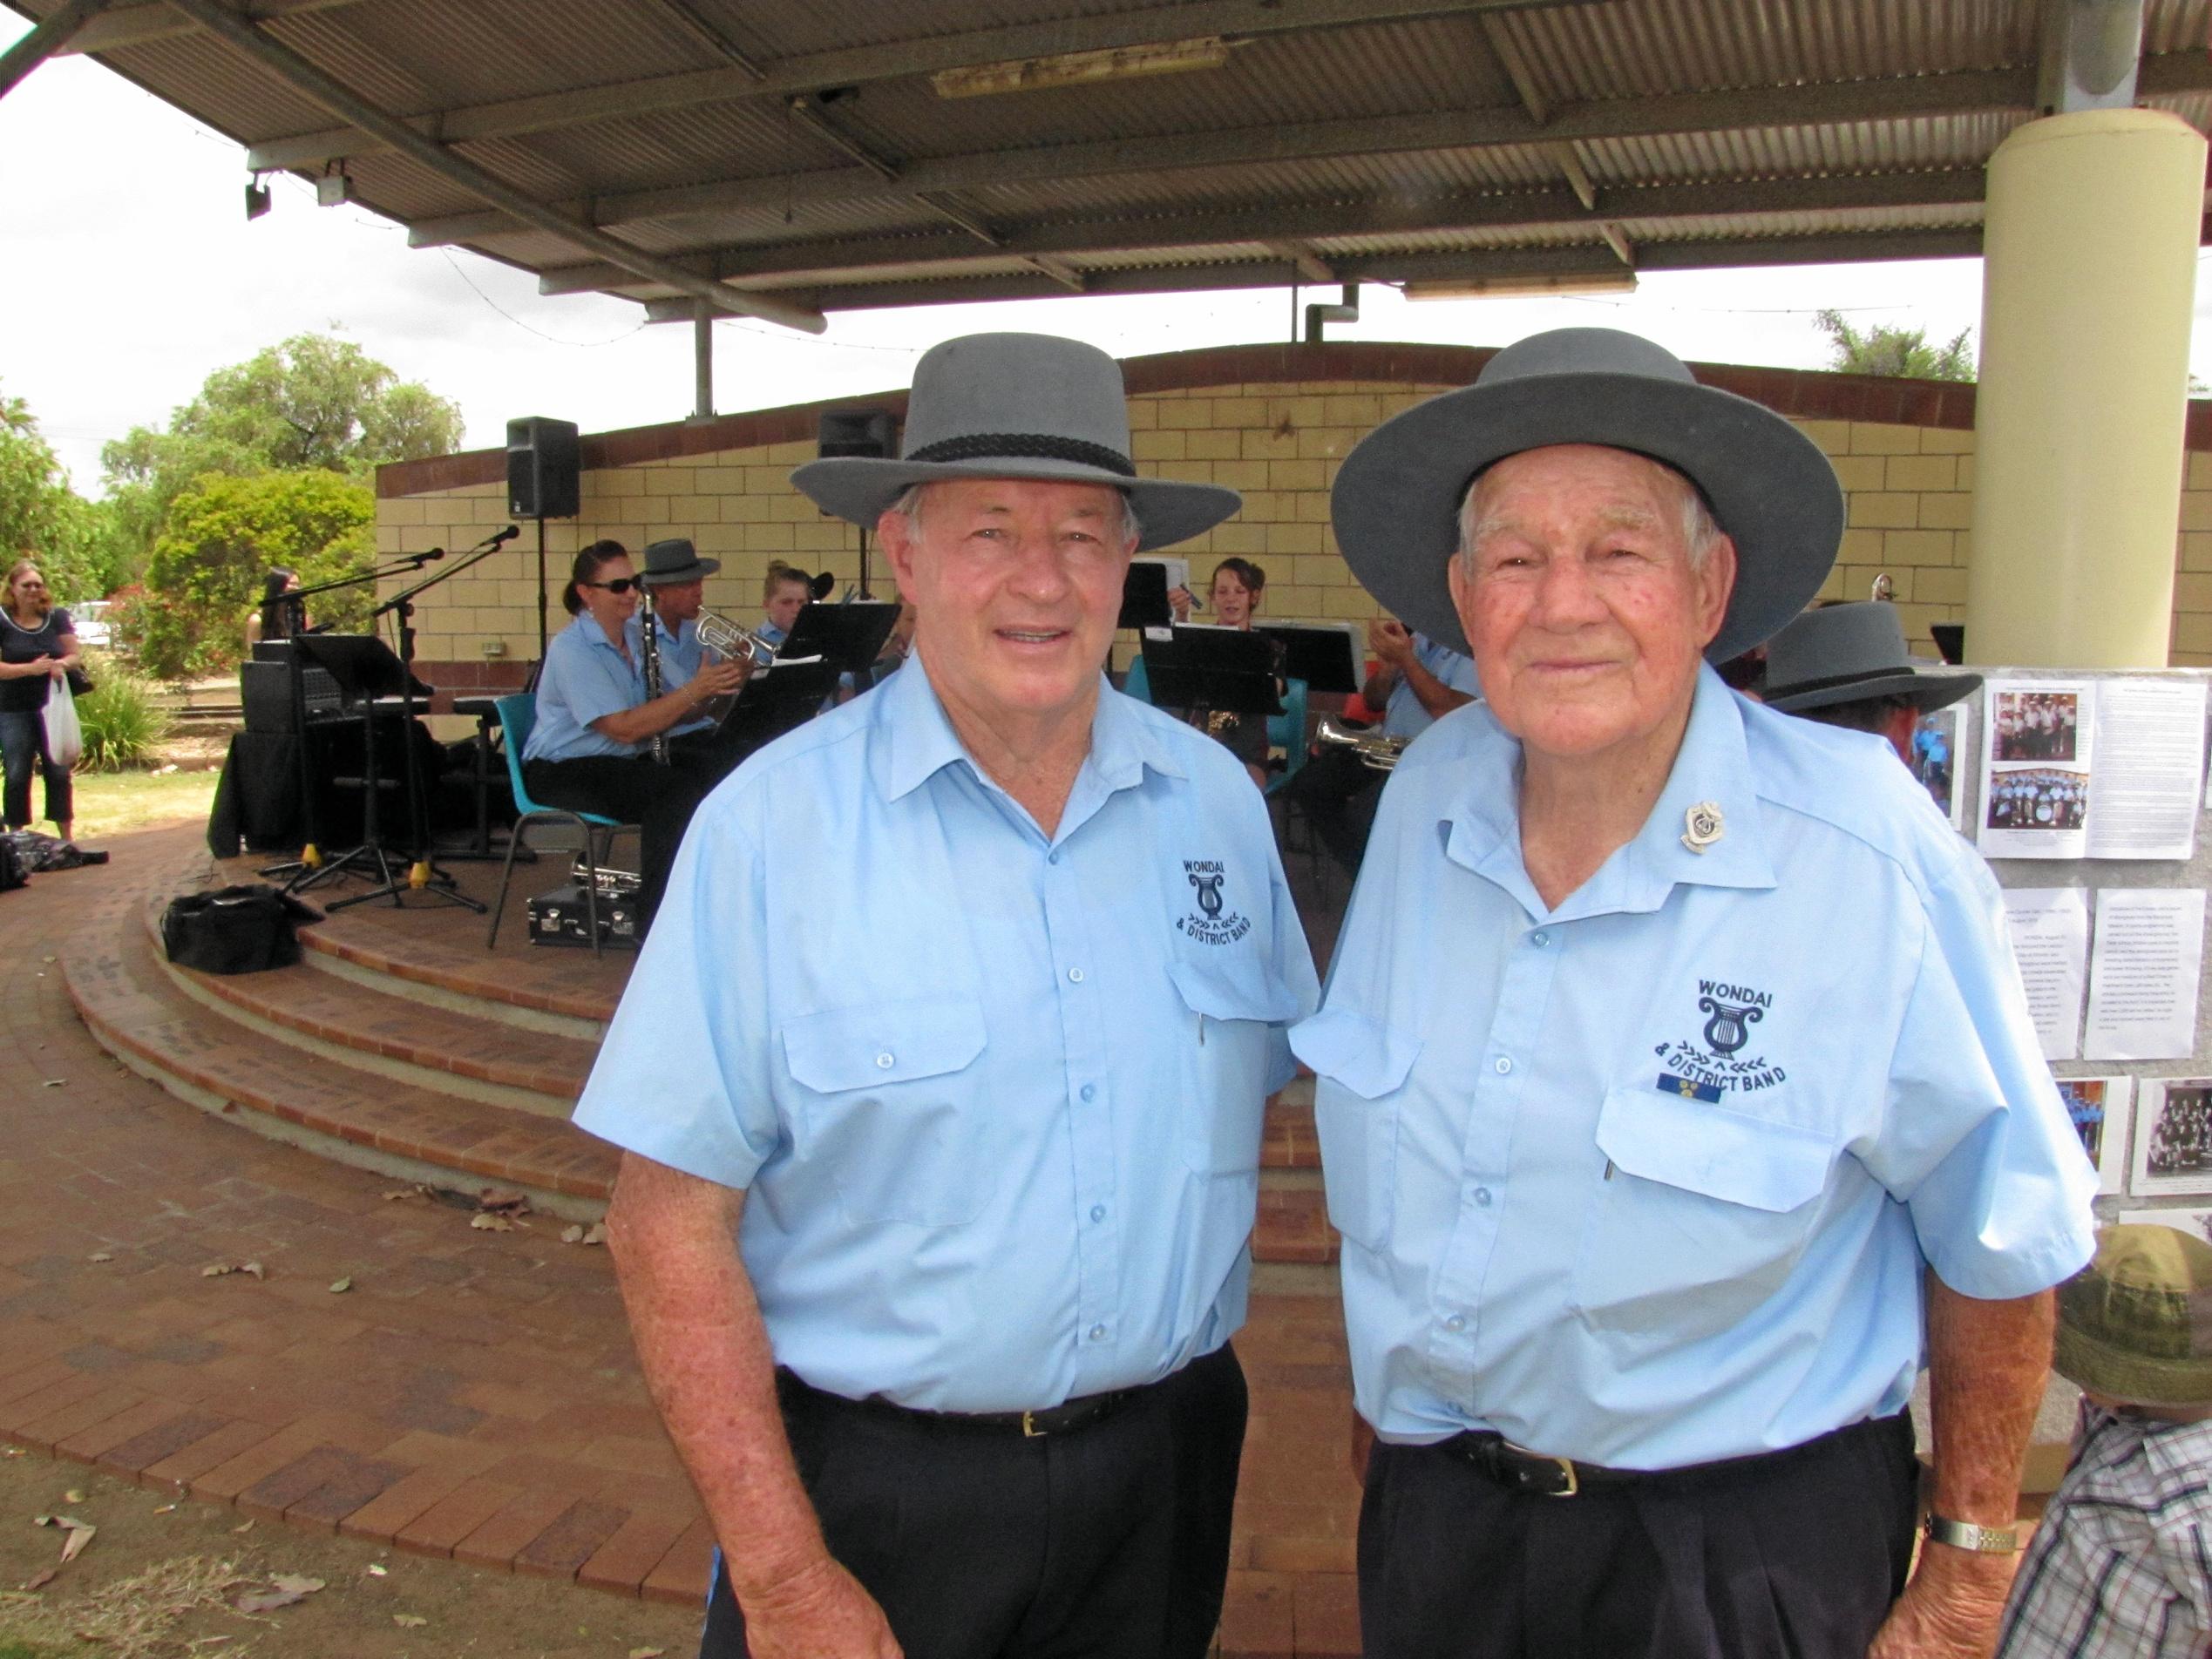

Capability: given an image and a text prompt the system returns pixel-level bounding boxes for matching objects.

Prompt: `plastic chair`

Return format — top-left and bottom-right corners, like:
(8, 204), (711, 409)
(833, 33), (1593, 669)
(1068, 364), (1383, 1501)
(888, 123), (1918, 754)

(1121, 653), (1153, 704)
(1265, 676), (1309, 796)
(485, 694), (634, 956)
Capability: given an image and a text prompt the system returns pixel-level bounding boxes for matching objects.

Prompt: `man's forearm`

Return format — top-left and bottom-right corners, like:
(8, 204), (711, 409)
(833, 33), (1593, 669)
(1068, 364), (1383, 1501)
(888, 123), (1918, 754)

(1926, 1276), (2054, 1527)
(1402, 656), (1473, 721)
(603, 1152), (827, 1600)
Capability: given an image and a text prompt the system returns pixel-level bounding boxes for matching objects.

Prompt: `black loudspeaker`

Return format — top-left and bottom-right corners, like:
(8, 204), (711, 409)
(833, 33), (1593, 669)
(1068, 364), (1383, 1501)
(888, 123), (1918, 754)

(506, 416), (580, 519)
(818, 409), (897, 459)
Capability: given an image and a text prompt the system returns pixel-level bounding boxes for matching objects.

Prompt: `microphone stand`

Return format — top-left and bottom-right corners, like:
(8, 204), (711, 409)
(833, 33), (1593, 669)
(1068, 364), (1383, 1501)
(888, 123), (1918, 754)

(361, 525), (522, 911)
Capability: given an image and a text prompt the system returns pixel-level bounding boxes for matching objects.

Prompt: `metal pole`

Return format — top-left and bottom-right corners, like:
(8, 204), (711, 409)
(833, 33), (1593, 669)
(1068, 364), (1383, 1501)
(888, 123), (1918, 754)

(536, 518), (549, 664)
(693, 301), (715, 420)
(0, 0), (118, 101)
(162, 0), (825, 335)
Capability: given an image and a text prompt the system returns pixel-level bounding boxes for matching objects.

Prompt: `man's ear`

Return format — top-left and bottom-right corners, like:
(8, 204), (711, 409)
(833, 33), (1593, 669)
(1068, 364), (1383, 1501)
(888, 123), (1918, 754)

(879, 508), (923, 607)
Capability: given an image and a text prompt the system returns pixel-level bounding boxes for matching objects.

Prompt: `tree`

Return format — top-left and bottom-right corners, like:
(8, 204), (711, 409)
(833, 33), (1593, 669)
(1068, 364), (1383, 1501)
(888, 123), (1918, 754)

(133, 470), (376, 680)
(102, 333), (465, 570)
(1815, 310), (1977, 383)
(0, 387), (128, 604)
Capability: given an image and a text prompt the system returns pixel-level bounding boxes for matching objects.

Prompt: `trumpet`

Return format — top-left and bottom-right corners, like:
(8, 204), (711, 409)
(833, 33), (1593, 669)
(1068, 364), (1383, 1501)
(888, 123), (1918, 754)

(1316, 716), (1408, 773)
(694, 609), (780, 670)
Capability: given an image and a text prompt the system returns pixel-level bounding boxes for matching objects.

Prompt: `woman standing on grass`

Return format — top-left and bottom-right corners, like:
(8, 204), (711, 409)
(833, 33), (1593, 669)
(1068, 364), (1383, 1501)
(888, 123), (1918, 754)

(0, 558), (77, 843)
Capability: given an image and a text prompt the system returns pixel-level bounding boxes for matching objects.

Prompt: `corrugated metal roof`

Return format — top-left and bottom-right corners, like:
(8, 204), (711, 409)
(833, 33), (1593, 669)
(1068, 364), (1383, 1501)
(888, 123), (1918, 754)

(12, 0), (2209, 322)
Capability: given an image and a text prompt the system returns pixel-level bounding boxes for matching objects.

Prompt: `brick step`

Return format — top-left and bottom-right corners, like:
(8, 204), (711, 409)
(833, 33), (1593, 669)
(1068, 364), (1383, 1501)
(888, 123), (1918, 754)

(139, 898), (594, 1117)
(1262, 1094), (1318, 1172)
(63, 901), (617, 1216)
(1254, 1182), (1336, 1268)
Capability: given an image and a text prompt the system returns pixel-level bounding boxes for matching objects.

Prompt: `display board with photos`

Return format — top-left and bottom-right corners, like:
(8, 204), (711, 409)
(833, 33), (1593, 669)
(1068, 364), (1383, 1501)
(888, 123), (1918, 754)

(1931, 666), (2212, 1230)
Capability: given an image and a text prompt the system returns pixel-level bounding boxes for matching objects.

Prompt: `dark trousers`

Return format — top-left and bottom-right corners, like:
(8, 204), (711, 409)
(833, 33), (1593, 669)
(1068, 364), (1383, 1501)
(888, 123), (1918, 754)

(522, 755), (720, 931)
(1358, 1412), (1919, 1659)
(701, 1344), (1248, 1659)
(0, 708), (70, 831)
(1281, 747), (1383, 874)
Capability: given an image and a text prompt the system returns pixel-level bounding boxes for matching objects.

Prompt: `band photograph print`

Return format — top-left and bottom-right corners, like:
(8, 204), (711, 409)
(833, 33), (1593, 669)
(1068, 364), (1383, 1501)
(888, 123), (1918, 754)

(2058, 1075), (2131, 1194)
(1912, 706), (1966, 830)
(1991, 688), (2080, 763)
(2130, 1079), (2212, 1197)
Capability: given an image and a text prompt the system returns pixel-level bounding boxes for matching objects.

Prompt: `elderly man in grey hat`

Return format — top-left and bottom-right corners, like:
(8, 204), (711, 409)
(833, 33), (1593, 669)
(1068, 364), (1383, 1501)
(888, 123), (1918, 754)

(1762, 599), (1982, 769)
(1294, 328), (2095, 1659)
(573, 334), (1318, 1659)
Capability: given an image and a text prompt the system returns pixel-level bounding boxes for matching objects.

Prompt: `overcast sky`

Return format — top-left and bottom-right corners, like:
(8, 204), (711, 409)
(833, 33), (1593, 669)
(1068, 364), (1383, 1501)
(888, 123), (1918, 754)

(5, 12), (2208, 498)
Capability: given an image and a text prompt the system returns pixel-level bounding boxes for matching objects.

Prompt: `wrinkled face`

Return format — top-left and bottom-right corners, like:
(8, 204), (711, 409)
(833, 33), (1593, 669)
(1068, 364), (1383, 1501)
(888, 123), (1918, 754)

(578, 555), (638, 637)
(881, 477), (1134, 729)
(764, 579), (810, 633)
(1448, 444), (1734, 766)
(652, 579), (703, 626)
(1210, 568), (1257, 629)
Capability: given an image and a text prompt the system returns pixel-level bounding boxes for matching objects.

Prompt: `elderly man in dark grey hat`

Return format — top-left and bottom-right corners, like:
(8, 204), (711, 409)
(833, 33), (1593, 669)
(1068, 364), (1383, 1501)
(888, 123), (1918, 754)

(1293, 328), (2095, 1659)
(573, 334), (1318, 1659)
(1763, 599), (1982, 768)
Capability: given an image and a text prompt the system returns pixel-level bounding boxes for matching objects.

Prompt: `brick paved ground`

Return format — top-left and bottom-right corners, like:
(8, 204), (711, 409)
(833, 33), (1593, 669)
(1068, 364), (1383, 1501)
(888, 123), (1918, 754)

(4, 823), (1364, 1655)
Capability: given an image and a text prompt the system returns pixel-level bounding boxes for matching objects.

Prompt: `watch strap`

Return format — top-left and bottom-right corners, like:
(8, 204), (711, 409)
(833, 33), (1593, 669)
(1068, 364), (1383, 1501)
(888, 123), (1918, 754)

(1923, 1513), (2020, 1554)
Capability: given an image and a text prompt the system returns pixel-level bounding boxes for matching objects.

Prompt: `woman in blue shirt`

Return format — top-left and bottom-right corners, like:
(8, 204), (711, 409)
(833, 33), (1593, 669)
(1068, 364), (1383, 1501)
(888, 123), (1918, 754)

(0, 559), (80, 844)
(522, 541), (747, 931)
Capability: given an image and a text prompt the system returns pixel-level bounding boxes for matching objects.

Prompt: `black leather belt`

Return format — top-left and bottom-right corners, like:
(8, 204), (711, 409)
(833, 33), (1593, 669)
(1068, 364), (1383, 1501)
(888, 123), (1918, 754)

(1442, 1416), (1888, 1500)
(779, 1370), (1140, 1439)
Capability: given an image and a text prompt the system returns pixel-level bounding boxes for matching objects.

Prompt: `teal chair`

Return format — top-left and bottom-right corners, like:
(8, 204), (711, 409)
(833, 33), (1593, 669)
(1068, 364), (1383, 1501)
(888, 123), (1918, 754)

(1121, 653), (1154, 704)
(1265, 676), (1310, 796)
(485, 694), (634, 956)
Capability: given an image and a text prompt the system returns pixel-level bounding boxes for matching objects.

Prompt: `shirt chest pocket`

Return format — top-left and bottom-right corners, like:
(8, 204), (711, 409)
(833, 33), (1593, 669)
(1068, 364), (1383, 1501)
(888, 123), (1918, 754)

(1571, 1086), (1835, 1352)
(1294, 1009), (1421, 1253)
(781, 995), (990, 1227)
(1165, 955), (1301, 1177)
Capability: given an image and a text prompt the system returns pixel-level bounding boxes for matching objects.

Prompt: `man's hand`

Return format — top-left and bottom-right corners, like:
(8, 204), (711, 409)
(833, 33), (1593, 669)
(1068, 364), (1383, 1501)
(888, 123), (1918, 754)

(1866, 1544), (2016, 1659)
(693, 658), (750, 701)
(1366, 617), (1415, 670)
(743, 1554), (903, 1659)
(1168, 585), (1194, 621)
(1348, 1410), (1375, 1486)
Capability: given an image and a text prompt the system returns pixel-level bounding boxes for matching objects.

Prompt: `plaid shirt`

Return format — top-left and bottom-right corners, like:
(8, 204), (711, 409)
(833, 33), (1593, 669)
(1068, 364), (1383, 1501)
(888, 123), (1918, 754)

(1996, 1403), (2212, 1659)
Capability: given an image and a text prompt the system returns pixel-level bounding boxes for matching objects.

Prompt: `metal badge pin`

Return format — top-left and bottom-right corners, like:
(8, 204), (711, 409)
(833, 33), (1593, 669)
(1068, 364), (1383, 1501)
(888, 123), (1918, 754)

(1680, 801), (1725, 854)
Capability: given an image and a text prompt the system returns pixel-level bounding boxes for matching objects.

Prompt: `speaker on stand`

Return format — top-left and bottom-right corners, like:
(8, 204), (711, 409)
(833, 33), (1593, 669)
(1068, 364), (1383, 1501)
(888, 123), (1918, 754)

(506, 416), (581, 663)
(818, 410), (898, 597)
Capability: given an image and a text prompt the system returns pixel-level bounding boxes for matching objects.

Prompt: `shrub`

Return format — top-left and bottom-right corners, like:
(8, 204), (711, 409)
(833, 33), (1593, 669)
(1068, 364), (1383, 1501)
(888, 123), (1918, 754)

(71, 649), (172, 771)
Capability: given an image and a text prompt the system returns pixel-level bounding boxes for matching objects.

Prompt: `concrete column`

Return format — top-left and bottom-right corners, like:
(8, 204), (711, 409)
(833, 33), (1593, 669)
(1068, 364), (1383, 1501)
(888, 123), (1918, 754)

(1966, 107), (2203, 667)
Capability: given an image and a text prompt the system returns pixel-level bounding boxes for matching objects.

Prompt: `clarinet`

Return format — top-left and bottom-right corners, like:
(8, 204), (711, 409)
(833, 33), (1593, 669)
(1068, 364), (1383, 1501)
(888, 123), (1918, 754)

(640, 592), (669, 765)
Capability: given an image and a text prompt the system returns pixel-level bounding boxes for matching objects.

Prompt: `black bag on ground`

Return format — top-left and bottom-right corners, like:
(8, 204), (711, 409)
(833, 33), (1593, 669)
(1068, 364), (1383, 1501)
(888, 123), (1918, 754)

(160, 884), (322, 974)
(0, 834), (24, 894)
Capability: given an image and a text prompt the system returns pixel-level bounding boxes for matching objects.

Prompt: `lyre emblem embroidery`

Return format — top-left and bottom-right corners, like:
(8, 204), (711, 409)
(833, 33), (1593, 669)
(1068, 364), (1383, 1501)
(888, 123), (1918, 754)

(1697, 995), (1763, 1057)
(1188, 870), (1225, 918)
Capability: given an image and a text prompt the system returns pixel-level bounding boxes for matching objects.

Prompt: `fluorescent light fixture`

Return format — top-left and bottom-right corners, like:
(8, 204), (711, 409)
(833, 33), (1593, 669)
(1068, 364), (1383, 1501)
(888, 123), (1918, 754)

(933, 37), (1234, 98)
(1402, 271), (1639, 301)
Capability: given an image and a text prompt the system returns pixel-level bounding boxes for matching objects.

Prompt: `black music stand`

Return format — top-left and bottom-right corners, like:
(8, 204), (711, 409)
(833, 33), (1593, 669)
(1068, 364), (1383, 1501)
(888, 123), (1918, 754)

(285, 634), (472, 913)
(1119, 562), (1174, 630)
(778, 600), (900, 675)
(1141, 626), (1282, 721)
(1256, 622), (1362, 694)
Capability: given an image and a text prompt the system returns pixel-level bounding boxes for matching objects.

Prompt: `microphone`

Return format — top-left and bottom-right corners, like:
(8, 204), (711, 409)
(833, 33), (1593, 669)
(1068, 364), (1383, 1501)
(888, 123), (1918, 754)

(417, 546), (445, 562)
(491, 524), (520, 545)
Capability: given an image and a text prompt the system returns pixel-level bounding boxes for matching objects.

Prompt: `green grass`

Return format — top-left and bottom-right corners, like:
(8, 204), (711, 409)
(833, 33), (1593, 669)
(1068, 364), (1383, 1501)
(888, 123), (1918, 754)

(67, 767), (221, 841)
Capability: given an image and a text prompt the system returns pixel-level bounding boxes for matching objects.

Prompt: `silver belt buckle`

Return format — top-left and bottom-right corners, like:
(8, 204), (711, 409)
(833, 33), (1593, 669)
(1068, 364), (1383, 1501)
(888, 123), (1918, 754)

(1504, 1439), (1579, 1498)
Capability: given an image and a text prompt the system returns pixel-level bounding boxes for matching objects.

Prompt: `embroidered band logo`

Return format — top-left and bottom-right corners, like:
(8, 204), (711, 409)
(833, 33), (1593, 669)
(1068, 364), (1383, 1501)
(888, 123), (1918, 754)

(1652, 978), (1786, 1094)
(1177, 860), (1251, 945)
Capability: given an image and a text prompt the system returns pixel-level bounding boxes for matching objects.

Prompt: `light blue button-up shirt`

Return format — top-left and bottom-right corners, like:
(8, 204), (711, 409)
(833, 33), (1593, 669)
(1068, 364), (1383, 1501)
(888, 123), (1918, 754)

(524, 612), (647, 762)
(573, 655), (1320, 1412)
(1381, 633), (1480, 741)
(1294, 665), (2095, 1470)
(641, 615), (715, 736)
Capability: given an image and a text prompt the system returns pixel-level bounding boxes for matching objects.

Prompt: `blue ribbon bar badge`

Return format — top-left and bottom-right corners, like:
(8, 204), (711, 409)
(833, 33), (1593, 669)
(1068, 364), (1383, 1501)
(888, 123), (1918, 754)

(1658, 1072), (1722, 1104)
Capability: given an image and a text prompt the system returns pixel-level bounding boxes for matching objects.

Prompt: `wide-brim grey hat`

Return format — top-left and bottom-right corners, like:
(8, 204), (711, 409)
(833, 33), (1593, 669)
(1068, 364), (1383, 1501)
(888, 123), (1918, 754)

(1762, 601), (1981, 714)
(1330, 328), (1844, 663)
(640, 537), (720, 586)
(2055, 1224), (2212, 1408)
(790, 333), (1240, 552)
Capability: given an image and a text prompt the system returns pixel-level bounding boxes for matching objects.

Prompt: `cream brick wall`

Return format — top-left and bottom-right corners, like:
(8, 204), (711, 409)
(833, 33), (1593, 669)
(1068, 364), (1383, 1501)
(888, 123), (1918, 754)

(382, 384), (2211, 673)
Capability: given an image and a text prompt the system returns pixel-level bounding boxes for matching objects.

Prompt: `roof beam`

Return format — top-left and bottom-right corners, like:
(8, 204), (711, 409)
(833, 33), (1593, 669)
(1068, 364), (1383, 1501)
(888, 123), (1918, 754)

(533, 170), (1991, 295)
(163, 0), (824, 335)
(243, 0), (1585, 173)
(55, 0), (362, 56)
(639, 228), (1992, 319)
(1265, 240), (1337, 283)
(404, 58), (2120, 251)
(1, 0), (119, 100)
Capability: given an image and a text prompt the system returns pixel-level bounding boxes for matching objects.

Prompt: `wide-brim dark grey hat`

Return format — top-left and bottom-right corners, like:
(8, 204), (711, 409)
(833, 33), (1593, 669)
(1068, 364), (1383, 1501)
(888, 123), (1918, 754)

(2055, 1224), (2212, 1408)
(1330, 328), (1844, 663)
(640, 537), (720, 586)
(1762, 601), (1981, 714)
(790, 333), (1240, 552)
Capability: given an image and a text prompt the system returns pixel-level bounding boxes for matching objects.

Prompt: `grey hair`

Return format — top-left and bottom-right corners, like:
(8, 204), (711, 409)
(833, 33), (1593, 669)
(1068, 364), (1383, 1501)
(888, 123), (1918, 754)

(1453, 457), (1722, 577)
(889, 480), (1142, 547)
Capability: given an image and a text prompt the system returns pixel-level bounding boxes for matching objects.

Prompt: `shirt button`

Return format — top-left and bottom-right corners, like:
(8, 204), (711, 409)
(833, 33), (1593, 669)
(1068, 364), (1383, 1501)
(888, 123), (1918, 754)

(1444, 1315), (1466, 1333)
(1473, 1187), (1493, 1207)
(1048, 850), (1061, 865)
(1090, 1204), (1106, 1222)
(875, 1052), (894, 1069)
(1088, 1324), (1108, 1343)
(1080, 1083), (1096, 1102)
(1493, 1056), (1512, 1075)
(1067, 967), (1085, 984)
(1530, 931), (1550, 947)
